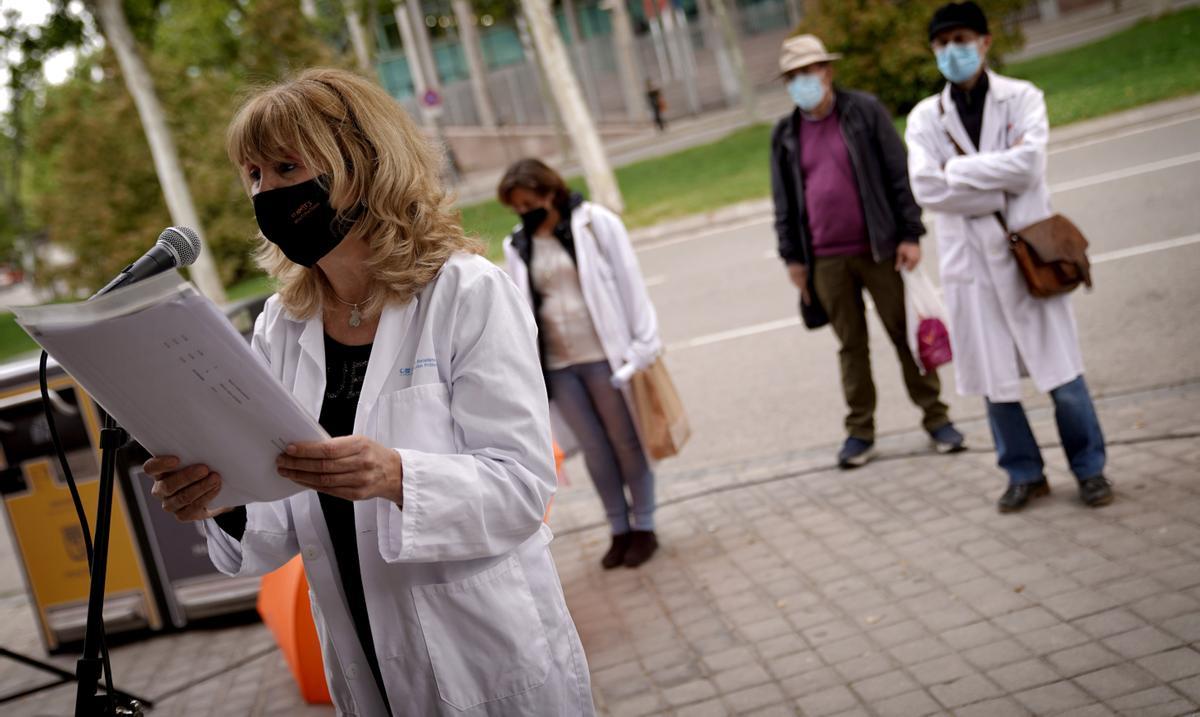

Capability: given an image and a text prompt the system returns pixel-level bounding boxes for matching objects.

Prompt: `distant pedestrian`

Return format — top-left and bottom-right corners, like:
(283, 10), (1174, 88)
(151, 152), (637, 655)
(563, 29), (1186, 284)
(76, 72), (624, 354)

(769, 34), (966, 469)
(499, 159), (663, 569)
(906, 2), (1112, 512)
(646, 79), (667, 132)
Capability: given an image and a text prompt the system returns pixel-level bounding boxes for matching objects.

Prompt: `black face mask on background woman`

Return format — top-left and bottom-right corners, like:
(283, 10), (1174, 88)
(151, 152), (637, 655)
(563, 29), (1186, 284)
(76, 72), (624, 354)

(253, 175), (360, 267)
(519, 207), (549, 238)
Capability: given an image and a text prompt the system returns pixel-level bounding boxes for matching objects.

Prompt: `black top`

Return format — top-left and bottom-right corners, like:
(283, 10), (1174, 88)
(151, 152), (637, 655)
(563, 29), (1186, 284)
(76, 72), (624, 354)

(215, 334), (390, 713)
(950, 71), (990, 150)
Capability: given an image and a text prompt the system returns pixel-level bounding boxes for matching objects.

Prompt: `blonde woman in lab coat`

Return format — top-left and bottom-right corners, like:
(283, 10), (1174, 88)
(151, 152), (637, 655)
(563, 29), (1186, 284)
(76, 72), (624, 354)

(906, 2), (1112, 514)
(142, 69), (594, 716)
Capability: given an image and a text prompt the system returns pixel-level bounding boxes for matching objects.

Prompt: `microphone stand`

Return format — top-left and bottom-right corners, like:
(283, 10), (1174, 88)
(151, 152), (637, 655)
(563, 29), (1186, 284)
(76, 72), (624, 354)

(74, 413), (144, 717)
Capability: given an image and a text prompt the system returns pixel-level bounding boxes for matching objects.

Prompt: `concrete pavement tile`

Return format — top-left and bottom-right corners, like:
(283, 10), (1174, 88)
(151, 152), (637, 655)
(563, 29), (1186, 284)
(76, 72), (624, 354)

(989, 657), (1062, 692)
(675, 697), (731, 716)
(1153, 562), (1200, 591)
(641, 647), (695, 673)
(800, 620), (858, 647)
(724, 682), (787, 713)
(1101, 577), (1170, 604)
(1171, 674), (1200, 704)
(907, 654), (975, 687)
(1069, 562), (1134, 587)
(739, 618), (794, 644)
(651, 661), (704, 690)
(662, 678), (718, 708)
(767, 651), (822, 681)
(1135, 646), (1200, 682)
(815, 635), (874, 665)
(1055, 706), (1116, 717)
(916, 604), (985, 632)
(744, 704), (797, 717)
(1072, 663), (1159, 701)
(871, 689), (942, 717)
(1016, 623), (1092, 655)
(755, 634), (808, 661)
(1043, 588), (1127, 621)
(1045, 642), (1123, 677)
(610, 691), (668, 717)
(848, 669), (918, 702)
(1160, 612), (1200, 642)
(868, 619), (925, 648)
(1070, 608), (1148, 639)
(993, 606), (1061, 635)
(960, 637), (1034, 670)
(701, 646), (756, 674)
(832, 652), (894, 683)
(1130, 591), (1200, 622)
(889, 636), (954, 666)
(793, 685), (859, 716)
(1101, 625), (1184, 659)
(951, 697), (1032, 717)
(712, 663), (772, 694)
(1013, 681), (1094, 714)
(928, 672), (1003, 709)
(1106, 685), (1194, 716)
(941, 620), (1008, 651)
(779, 667), (844, 699)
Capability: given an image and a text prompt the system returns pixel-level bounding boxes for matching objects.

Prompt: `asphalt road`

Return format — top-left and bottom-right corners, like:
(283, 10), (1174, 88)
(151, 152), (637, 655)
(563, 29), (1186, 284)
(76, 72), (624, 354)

(631, 112), (1200, 475)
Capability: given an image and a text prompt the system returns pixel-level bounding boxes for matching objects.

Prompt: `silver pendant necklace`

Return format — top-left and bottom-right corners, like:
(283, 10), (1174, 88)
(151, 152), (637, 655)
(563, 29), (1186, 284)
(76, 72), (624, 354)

(330, 291), (366, 328)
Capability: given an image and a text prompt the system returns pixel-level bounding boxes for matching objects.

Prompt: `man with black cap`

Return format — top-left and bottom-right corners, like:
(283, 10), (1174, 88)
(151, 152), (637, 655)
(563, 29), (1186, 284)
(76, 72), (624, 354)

(769, 33), (966, 470)
(906, 2), (1113, 513)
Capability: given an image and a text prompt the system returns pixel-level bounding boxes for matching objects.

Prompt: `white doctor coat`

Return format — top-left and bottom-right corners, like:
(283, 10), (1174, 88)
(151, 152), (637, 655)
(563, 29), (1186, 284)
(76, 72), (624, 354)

(202, 253), (594, 716)
(502, 201), (662, 453)
(906, 71), (1084, 402)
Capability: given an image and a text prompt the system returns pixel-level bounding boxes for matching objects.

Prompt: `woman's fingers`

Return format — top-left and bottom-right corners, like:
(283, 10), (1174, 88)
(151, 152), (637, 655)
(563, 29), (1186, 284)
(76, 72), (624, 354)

(276, 453), (362, 475)
(173, 482), (223, 522)
(143, 455), (180, 477)
(150, 464), (212, 500)
(162, 473), (221, 515)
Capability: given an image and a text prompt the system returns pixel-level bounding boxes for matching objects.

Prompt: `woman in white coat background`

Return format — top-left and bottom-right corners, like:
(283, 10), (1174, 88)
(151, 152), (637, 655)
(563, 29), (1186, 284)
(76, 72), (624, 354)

(142, 69), (594, 716)
(906, 2), (1113, 514)
(499, 159), (663, 570)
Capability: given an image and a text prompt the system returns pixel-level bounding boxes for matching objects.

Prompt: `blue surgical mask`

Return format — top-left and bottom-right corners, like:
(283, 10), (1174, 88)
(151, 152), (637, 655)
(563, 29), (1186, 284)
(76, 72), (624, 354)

(936, 42), (982, 85)
(787, 74), (826, 112)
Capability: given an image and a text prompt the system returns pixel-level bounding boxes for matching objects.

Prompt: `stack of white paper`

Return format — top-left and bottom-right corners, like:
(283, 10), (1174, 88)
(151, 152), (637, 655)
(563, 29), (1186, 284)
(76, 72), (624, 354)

(13, 271), (326, 509)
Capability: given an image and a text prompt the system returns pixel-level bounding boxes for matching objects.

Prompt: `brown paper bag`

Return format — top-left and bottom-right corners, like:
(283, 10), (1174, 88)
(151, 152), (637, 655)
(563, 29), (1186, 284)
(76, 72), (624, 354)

(630, 357), (690, 460)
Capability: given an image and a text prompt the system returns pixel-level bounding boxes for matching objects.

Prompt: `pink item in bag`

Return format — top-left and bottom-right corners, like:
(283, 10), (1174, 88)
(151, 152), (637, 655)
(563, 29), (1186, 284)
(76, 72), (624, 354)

(917, 317), (953, 373)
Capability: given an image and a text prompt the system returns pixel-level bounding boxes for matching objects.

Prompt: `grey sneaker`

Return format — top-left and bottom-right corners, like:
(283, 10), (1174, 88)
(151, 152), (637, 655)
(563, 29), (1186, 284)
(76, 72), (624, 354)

(930, 423), (967, 454)
(837, 437), (876, 469)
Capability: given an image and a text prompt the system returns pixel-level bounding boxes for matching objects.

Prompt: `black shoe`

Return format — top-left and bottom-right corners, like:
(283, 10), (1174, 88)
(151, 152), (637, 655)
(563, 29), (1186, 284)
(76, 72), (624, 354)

(601, 533), (632, 570)
(837, 437), (876, 470)
(623, 530), (658, 568)
(1079, 476), (1114, 507)
(998, 478), (1050, 513)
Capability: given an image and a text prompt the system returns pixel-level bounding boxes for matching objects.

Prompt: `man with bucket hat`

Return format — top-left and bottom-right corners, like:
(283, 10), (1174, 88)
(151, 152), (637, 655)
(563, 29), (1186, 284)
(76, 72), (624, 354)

(769, 33), (966, 469)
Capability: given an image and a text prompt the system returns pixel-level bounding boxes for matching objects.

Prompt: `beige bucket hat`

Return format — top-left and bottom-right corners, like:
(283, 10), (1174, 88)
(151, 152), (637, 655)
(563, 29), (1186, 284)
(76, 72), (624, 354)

(778, 34), (842, 75)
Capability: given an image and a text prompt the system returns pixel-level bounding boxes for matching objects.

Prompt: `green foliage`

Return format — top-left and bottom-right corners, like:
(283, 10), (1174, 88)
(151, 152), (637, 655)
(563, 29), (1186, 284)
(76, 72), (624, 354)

(1004, 7), (1200, 126)
(796, 0), (1026, 116)
(29, 0), (351, 294)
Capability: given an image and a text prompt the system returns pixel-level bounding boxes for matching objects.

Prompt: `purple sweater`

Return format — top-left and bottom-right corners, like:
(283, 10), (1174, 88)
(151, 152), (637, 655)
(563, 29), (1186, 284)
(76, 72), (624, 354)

(798, 109), (870, 258)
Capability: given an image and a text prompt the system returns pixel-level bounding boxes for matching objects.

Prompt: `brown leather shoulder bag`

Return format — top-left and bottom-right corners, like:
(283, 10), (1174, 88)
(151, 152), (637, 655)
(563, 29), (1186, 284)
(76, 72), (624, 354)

(937, 99), (1093, 298)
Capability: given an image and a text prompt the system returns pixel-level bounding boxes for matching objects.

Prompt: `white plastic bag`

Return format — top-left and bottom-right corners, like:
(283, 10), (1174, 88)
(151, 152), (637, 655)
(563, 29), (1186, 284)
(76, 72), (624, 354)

(901, 267), (951, 375)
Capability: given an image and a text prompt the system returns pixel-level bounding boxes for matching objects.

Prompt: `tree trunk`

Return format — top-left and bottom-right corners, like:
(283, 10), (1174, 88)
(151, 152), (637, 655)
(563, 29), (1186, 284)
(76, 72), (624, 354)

(90, 0), (225, 301)
(451, 0), (498, 128)
(697, 0), (739, 106)
(710, 0), (756, 122)
(519, 0), (623, 213)
(342, 0), (374, 73)
(603, 0), (646, 123)
(407, 0), (441, 94)
(394, 2), (432, 126)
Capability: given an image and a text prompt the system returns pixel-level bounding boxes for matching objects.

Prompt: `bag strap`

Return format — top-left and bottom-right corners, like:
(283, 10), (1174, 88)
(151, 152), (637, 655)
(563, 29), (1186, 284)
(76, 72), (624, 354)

(938, 97), (1011, 236)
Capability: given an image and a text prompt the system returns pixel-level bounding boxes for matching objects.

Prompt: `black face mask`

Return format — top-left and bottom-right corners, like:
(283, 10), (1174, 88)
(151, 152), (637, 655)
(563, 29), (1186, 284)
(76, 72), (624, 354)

(519, 207), (550, 236)
(252, 175), (359, 267)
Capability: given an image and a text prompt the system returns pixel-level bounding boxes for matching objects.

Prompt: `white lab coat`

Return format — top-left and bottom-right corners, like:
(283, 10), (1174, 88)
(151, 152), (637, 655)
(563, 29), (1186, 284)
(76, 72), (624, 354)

(502, 201), (662, 455)
(202, 253), (595, 716)
(906, 71), (1084, 402)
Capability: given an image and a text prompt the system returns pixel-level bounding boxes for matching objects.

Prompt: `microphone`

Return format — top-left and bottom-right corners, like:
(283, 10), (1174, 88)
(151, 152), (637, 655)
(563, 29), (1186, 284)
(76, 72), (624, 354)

(92, 226), (202, 299)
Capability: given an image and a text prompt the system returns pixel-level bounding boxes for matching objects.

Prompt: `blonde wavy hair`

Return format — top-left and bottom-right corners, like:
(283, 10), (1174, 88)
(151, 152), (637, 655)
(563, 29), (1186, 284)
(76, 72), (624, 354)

(227, 68), (482, 320)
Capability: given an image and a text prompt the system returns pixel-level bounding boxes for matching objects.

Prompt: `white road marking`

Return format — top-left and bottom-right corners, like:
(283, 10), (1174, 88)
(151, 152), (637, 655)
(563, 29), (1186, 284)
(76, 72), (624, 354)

(1091, 234), (1200, 264)
(668, 233), (1200, 352)
(1049, 114), (1200, 156)
(1051, 151), (1200, 193)
(636, 217), (771, 252)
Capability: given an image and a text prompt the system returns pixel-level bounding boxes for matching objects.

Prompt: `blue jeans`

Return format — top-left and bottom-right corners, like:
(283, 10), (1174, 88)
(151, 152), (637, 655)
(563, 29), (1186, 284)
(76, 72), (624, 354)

(985, 375), (1106, 486)
(548, 361), (655, 534)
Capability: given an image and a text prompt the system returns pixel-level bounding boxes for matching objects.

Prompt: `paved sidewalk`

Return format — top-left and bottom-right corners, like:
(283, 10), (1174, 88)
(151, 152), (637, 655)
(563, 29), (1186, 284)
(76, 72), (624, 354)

(3, 383), (1197, 715)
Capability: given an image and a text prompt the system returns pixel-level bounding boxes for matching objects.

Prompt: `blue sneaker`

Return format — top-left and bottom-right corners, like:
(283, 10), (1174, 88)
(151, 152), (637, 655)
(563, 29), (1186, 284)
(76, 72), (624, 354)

(930, 423), (967, 454)
(837, 437), (876, 469)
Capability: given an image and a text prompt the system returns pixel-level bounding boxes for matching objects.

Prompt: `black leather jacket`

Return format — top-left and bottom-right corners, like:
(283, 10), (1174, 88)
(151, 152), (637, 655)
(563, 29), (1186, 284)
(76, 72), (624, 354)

(770, 89), (926, 328)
